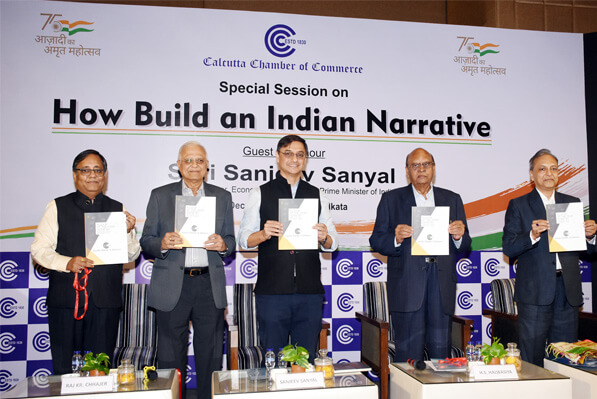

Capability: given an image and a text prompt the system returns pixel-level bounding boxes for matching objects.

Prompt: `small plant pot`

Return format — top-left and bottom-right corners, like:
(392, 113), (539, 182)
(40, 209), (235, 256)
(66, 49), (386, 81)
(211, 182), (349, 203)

(88, 369), (106, 376)
(488, 357), (501, 365)
(291, 364), (306, 373)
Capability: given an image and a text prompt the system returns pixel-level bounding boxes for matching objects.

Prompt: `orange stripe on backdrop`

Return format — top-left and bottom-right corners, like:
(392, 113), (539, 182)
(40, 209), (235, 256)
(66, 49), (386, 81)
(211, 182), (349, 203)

(464, 163), (585, 219)
(333, 163), (586, 234)
(0, 226), (37, 234)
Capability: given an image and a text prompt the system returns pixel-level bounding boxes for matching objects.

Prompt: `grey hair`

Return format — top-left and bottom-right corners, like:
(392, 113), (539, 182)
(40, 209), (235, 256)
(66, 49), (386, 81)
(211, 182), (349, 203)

(177, 141), (207, 161)
(529, 149), (558, 170)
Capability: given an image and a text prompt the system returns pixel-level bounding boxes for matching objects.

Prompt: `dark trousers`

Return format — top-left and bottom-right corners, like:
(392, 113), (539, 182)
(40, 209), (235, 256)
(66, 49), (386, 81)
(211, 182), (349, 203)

(47, 296), (121, 375)
(255, 293), (324, 363)
(156, 274), (224, 399)
(391, 262), (451, 362)
(518, 274), (579, 366)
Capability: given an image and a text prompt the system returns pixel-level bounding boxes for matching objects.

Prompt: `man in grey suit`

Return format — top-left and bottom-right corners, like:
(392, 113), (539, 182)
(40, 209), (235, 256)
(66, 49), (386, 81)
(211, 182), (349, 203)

(140, 141), (235, 399)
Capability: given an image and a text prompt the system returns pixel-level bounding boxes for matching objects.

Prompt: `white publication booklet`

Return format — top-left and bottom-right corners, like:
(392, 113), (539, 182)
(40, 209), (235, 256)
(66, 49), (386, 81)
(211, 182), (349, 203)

(175, 195), (216, 247)
(547, 202), (587, 252)
(278, 198), (318, 250)
(84, 212), (128, 265)
(411, 206), (450, 256)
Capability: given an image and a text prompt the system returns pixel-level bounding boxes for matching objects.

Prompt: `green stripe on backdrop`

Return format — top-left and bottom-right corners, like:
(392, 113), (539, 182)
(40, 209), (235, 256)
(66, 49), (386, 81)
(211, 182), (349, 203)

(471, 232), (503, 251)
(0, 233), (35, 240)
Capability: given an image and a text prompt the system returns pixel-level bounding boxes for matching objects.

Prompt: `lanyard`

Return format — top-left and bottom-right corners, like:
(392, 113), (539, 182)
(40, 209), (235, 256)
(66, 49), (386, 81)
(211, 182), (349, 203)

(73, 268), (92, 320)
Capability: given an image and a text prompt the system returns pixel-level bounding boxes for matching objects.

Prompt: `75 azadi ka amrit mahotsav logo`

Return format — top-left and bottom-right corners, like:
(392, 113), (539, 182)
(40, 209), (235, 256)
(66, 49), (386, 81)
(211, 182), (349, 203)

(42, 13), (94, 36)
(459, 36), (500, 57)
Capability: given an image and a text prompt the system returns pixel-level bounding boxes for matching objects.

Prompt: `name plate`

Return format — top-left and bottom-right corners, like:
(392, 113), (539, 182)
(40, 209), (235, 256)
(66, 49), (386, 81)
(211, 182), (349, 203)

(274, 371), (325, 390)
(471, 364), (518, 380)
(61, 375), (114, 394)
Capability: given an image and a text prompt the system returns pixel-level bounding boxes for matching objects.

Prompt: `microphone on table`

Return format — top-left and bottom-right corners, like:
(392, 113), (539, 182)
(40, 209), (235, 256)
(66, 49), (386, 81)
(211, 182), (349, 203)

(407, 359), (427, 370)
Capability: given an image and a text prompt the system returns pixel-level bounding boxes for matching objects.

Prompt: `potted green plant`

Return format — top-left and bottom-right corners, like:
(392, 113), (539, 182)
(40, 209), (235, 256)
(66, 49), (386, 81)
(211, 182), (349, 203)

(281, 344), (309, 372)
(81, 352), (111, 376)
(480, 338), (507, 365)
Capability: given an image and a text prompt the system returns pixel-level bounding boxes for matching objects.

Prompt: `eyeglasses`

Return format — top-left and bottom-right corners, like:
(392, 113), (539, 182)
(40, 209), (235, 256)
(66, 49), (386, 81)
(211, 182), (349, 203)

(279, 151), (306, 159)
(75, 168), (105, 176)
(409, 162), (434, 170)
(181, 158), (206, 166)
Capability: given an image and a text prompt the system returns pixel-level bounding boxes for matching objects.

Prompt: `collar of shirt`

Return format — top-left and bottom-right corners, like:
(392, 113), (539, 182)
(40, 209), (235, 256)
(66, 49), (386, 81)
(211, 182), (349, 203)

(290, 181), (299, 198)
(536, 188), (556, 207)
(412, 183), (435, 207)
(182, 181), (205, 197)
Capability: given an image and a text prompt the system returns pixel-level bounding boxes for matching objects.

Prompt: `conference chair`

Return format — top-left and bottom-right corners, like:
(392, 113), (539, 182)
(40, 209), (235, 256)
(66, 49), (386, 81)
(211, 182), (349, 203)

(482, 277), (597, 344)
(113, 283), (158, 370)
(356, 281), (473, 399)
(227, 283), (330, 370)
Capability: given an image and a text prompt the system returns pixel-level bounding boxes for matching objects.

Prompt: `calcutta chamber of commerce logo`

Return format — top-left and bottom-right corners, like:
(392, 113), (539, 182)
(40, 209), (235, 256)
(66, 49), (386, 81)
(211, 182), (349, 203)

(139, 259), (153, 280)
(33, 331), (51, 352)
(335, 324), (355, 345)
(0, 298), (18, 318)
(33, 296), (48, 318)
(337, 293), (355, 312)
(185, 364), (196, 384)
(456, 258), (473, 278)
(457, 291), (474, 310)
(240, 259), (258, 279)
(335, 258), (355, 279)
(486, 323), (493, 338)
(485, 291), (494, 309)
(484, 257), (501, 277)
(0, 260), (20, 282)
(264, 24), (297, 58)
(0, 369), (17, 392)
(366, 259), (383, 278)
(33, 265), (50, 281)
(0, 332), (17, 354)
(32, 368), (51, 388)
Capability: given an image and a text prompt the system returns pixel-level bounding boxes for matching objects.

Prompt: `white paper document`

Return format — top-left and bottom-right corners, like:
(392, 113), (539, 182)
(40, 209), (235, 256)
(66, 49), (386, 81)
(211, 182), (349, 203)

(547, 202), (586, 252)
(175, 196), (216, 248)
(278, 198), (318, 250)
(84, 212), (128, 265)
(411, 206), (450, 256)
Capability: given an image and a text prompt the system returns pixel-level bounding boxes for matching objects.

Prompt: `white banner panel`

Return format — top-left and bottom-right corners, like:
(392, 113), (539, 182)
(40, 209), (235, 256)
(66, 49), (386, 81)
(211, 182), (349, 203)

(0, 0), (591, 388)
(0, 0), (589, 251)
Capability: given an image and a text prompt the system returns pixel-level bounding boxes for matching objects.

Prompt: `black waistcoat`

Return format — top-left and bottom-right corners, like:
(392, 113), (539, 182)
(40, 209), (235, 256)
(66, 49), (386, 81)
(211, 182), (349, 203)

(47, 191), (124, 309)
(255, 172), (323, 295)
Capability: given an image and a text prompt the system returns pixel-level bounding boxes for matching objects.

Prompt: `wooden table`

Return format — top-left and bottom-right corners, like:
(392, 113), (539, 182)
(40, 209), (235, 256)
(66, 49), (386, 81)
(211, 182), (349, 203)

(390, 361), (571, 399)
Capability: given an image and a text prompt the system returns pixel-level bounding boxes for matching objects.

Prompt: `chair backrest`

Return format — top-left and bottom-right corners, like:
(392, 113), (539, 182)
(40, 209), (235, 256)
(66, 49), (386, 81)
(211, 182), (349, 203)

(363, 281), (394, 340)
(490, 278), (517, 315)
(234, 283), (259, 348)
(113, 283), (158, 370)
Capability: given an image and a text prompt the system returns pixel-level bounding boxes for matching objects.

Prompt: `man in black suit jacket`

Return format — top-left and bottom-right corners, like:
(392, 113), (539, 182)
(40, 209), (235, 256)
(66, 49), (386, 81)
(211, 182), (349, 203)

(369, 148), (471, 361)
(31, 149), (140, 374)
(503, 148), (596, 366)
(140, 141), (235, 398)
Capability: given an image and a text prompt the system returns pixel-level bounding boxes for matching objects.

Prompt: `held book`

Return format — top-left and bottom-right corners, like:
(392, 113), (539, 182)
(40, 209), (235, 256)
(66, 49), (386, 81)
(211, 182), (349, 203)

(278, 198), (318, 250)
(175, 195), (216, 248)
(84, 212), (128, 265)
(547, 202), (586, 252)
(411, 206), (449, 256)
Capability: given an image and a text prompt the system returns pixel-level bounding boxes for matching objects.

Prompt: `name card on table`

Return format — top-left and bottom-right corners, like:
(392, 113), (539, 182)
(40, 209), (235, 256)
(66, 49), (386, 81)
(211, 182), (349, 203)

(274, 371), (325, 390)
(471, 364), (518, 380)
(61, 375), (114, 394)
